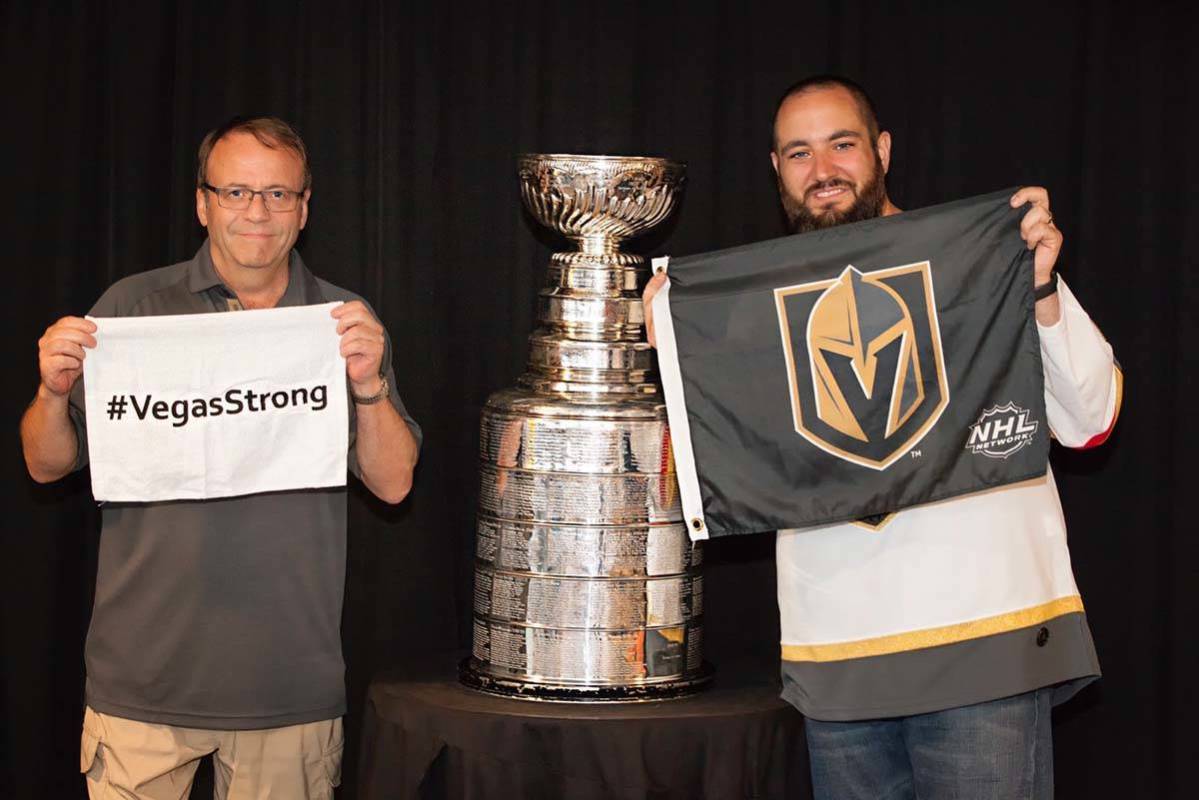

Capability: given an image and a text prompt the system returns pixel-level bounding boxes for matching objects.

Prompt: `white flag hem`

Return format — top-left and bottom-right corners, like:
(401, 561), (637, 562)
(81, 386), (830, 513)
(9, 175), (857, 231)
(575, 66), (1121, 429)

(651, 258), (708, 542)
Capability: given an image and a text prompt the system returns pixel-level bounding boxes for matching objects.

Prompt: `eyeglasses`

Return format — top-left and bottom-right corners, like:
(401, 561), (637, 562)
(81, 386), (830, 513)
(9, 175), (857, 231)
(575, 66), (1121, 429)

(201, 183), (304, 212)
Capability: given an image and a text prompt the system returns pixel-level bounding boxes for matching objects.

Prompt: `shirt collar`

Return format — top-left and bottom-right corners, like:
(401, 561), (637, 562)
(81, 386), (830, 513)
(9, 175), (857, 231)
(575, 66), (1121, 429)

(185, 239), (326, 306)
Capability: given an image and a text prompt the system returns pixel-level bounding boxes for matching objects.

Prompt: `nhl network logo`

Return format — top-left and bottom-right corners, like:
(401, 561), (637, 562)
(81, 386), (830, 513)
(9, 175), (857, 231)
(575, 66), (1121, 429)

(966, 402), (1039, 459)
(774, 261), (949, 470)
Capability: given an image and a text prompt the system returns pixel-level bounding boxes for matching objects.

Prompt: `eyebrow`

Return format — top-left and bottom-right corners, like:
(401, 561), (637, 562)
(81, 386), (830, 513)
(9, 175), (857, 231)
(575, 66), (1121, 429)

(220, 183), (296, 191)
(779, 129), (864, 152)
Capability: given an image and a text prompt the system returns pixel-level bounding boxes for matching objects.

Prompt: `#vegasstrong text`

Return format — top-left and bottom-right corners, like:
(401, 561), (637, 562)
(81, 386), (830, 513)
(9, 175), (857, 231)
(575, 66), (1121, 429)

(105, 385), (329, 428)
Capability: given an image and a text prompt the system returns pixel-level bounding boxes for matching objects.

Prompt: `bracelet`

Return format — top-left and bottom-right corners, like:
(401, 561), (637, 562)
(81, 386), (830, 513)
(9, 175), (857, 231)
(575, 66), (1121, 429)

(352, 374), (389, 405)
(1034, 271), (1058, 302)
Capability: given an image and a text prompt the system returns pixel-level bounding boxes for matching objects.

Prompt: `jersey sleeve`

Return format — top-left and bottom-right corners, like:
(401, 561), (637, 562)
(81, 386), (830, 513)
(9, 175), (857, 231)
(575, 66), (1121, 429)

(1037, 278), (1122, 449)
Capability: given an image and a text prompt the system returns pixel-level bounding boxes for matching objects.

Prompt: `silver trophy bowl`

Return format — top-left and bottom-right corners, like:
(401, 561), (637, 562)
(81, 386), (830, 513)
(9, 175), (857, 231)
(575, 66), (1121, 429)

(518, 154), (686, 258)
(461, 154), (710, 700)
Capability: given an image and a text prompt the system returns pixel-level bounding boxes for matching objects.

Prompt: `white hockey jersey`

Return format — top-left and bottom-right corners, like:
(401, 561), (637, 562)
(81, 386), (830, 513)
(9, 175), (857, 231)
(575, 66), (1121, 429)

(778, 279), (1121, 720)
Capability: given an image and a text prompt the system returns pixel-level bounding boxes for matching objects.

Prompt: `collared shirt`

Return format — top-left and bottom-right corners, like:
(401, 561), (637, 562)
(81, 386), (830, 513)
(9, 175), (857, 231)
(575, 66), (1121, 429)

(67, 241), (421, 729)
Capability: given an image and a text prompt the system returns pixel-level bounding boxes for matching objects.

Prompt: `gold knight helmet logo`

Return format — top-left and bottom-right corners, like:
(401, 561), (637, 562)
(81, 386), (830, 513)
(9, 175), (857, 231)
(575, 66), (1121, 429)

(775, 262), (949, 470)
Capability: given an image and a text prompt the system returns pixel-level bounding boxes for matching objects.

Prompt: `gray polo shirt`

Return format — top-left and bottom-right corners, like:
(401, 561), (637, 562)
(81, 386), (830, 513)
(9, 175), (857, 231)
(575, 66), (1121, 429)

(67, 242), (421, 729)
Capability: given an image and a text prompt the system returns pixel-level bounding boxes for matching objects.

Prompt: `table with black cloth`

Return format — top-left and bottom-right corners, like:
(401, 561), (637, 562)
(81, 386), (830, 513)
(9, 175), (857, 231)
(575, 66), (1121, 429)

(357, 655), (811, 799)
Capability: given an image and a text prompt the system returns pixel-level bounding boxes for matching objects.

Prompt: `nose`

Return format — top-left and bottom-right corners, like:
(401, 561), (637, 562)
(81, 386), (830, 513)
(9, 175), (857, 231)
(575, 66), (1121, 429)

(244, 192), (271, 221)
(810, 150), (835, 182)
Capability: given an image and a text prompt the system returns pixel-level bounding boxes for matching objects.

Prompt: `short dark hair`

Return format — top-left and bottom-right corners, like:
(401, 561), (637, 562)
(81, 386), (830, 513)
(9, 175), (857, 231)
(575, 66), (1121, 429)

(196, 116), (311, 191)
(772, 75), (881, 149)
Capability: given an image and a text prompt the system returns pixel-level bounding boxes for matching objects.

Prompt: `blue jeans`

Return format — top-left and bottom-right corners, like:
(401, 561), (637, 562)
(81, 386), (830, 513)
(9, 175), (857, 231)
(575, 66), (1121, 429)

(804, 688), (1053, 800)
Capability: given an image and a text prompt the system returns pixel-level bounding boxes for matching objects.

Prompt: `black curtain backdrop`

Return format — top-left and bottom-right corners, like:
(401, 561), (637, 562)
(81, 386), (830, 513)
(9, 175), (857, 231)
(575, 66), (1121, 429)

(3, 2), (1196, 798)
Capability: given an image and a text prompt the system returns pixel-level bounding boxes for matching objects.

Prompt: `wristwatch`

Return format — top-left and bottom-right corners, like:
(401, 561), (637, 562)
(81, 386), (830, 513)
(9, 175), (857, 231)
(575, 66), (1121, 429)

(352, 374), (389, 405)
(1034, 270), (1058, 302)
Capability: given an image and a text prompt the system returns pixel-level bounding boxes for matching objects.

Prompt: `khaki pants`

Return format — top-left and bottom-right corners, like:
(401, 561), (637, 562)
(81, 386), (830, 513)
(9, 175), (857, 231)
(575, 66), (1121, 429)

(80, 707), (343, 800)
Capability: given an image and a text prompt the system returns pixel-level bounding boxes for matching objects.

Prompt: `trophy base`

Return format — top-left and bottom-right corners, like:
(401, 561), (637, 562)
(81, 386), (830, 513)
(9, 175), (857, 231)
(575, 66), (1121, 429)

(459, 658), (715, 703)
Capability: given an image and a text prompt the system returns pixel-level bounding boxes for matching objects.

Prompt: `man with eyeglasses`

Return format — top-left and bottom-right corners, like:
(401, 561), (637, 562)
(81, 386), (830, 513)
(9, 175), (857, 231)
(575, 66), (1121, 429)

(20, 116), (421, 799)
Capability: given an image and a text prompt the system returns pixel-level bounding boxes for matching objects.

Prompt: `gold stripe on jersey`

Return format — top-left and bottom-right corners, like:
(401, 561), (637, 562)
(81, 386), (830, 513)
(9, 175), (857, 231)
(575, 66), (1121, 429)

(781, 595), (1084, 663)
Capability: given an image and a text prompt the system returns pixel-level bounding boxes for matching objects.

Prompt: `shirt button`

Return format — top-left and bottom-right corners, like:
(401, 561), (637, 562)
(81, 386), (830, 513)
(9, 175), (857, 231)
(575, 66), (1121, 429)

(1036, 627), (1050, 647)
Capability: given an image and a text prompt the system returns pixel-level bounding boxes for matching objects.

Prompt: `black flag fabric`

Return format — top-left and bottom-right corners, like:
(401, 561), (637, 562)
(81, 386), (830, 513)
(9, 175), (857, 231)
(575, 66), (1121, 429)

(653, 189), (1049, 539)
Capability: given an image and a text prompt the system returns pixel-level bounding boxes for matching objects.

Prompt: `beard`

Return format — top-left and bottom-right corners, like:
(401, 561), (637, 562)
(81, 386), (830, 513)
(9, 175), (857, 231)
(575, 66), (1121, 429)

(779, 156), (888, 235)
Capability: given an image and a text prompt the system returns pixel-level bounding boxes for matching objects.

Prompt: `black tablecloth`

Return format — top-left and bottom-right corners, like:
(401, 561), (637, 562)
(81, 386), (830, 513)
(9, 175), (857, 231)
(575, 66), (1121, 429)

(358, 657), (810, 800)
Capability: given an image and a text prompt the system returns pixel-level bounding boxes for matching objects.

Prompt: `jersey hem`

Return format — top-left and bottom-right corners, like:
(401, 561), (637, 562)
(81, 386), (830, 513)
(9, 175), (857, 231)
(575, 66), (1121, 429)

(781, 672), (1099, 722)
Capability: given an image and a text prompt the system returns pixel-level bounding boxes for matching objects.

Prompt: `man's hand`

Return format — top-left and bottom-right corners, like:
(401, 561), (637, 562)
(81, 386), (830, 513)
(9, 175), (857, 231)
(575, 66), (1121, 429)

(329, 301), (419, 504)
(23, 315), (95, 482)
(642, 271), (668, 349)
(331, 301), (386, 395)
(1011, 186), (1061, 286)
(1010, 186), (1062, 326)
(38, 316), (97, 397)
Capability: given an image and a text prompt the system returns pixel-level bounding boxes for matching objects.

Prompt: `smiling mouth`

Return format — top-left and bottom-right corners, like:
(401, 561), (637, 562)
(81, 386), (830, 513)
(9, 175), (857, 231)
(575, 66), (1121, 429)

(807, 184), (854, 203)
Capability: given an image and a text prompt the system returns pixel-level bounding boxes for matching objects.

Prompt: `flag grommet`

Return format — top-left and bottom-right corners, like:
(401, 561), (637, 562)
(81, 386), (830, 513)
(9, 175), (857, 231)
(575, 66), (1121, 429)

(690, 517), (705, 532)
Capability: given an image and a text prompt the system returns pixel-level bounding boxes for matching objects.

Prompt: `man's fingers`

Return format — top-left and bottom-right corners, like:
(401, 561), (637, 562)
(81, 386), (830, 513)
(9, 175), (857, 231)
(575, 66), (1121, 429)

(643, 271), (668, 302)
(335, 308), (381, 336)
(331, 301), (383, 335)
(43, 340), (89, 362)
(642, 273), (668, 350)
(643, 302), (657, 350)
(43, 316), (99, 349)
(339, 326), (384, 346)
(339, 319), (385, 381)
(1019, 204), (1055, 240)
(330, 300), (366, 318)
(49, 316), (98, 333)
(1010, 186), (1049, 209)
(44, 317), (98, 343)
(35, 317), (94, 397)
(340, 334), (384, 359)
(42, 327), (97, 350)
(340, 344), (383, 361)
(1025, 221), (1062, 252)
(45, 353), (85, 373)
(41, 355), (84, 395)
(336, 318), (381, 336)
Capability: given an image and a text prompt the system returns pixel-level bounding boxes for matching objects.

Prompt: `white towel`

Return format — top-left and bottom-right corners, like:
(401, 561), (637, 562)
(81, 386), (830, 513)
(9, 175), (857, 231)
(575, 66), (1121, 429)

(83, 302), (348, 502)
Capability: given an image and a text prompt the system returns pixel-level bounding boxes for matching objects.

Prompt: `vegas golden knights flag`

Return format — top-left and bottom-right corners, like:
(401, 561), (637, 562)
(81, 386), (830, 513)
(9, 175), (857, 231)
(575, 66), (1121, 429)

(653, 189), (1049, 540)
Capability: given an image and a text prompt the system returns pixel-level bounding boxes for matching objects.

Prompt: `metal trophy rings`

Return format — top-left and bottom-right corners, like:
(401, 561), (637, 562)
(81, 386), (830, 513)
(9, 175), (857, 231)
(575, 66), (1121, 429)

(460, 154), (710, 700)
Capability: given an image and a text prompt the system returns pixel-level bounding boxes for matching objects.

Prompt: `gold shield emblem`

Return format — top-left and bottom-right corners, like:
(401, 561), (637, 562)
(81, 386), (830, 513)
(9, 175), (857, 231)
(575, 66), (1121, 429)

(774, 262), (949, 469)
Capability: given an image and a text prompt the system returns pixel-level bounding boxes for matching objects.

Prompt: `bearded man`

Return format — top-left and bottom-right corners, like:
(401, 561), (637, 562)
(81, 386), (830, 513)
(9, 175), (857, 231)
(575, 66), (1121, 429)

(643, 75), (1120, 800)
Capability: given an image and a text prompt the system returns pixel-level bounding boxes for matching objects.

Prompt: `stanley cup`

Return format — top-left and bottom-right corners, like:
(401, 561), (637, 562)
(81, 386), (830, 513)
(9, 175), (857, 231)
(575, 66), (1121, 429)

(461, 154), (710, 700)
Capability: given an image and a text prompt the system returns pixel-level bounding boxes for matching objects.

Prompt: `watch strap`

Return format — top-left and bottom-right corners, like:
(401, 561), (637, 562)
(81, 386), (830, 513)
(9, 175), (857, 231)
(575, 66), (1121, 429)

(1034, 271), (1059, 302)
(352, 374), (389, 405)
